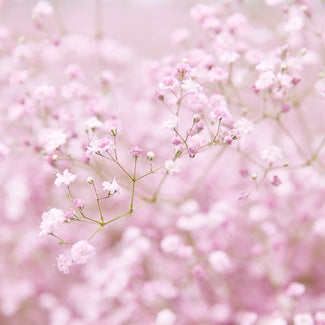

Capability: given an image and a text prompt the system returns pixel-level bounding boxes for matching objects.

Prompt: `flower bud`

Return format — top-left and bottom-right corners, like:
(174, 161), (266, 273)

(87, 176), (94, 184)
(147, 151), (155, 160)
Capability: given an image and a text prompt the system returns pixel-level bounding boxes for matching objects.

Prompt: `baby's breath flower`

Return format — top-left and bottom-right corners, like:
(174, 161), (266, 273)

(54, 169), (76, 187)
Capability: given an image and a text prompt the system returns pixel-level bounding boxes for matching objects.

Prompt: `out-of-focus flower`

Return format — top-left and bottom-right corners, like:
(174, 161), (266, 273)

(39, 208), (65, 236)
(70, 240), (95, 264)
(165, 160), (180, 175)
(54, 169), (76, 187)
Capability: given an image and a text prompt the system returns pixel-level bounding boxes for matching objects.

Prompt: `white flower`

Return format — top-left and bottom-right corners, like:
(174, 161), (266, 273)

(32, 1), (53, 20)
(87, 176), (94, 184)
(286, 282), (305, 297)
(261, 145), (283, 165)
(294, 313), (314, 325)
(163, 117), (178, 130)
(237, 312), (258, 325)
(0, 143), (10, 161)
(165, 160), (180, 175)
(234, 118), (253, 136)
(266, 0), (284, 6)
(270, 317), (287, 325)
(155, 309), (177, 325)
(147, 151), (155, 160)
(315, 79), (325, 98)
(54, 169), (76, 187)
(86, 137), (113, 156)
(209, 250), (232, 273)
(102, 177), (121, 196)
(10, 70), (28, 85)
(160, 235), (183, 253)
(255, 70), (275, 90)
(100, 69), (115, 85)
(84, 116), (103, 131)
(71, 240), (95, 264)
(39, 128), (67, 152)
(315, 312), (325, 325)
(39, 208), (65, 236)
(33, 84), (56, 105)
(285, 13), (304, 34)
(181, 78), (202, 94)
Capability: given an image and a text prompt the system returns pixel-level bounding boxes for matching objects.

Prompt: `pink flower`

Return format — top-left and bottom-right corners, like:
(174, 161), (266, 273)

(32, 1), (53, 28)
(171, 28), (190, 44)
(282, 103), (292, 112)
(56, 254), (71, 275)
(185, 93), (208, 111)
(209, 105), (230, 121)
(175, 60), (191, 75)
(208, 66), (229, 83)
(104, 117), (121, 135)
(271, 175), (282, 187)
(10, 70), (28, 85)
(61, 80), (89, 100)
(71, 240), (95, 264)
(86, 137), (113, 156)
(33, 84), (56, 107)
(191, 265), (206, 279)
(130, 145), (142, 157)
(193, 114), (201, 123)
(73, 199), (85, 209)
(64, 208), (74, 221)
(64, 64), (83, 79)
(190, 3), (216, 23)
(158, 76), (179, 95)
(39, 208), (65, 236)
(188, 145), (198, 158)
(201, 16), (221, 32)
(276, 73), (294, 90)
(54, 169), (76, 187)
(98, 69), (115, 87)
(226, 13), (247, 33)
(255, 70), (275, 91)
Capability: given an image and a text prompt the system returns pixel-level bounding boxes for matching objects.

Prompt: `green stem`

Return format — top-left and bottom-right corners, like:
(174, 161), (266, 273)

(103, 210), (132, 225)
(129, 157), (138, 211)
(88, 225), (103, 241)
(92, 182), (104, 223)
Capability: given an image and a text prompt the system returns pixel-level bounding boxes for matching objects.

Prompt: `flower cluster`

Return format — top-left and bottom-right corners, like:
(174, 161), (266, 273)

(1, 0), (325, 324)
